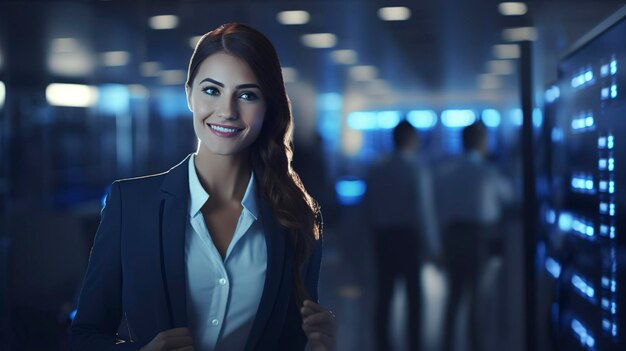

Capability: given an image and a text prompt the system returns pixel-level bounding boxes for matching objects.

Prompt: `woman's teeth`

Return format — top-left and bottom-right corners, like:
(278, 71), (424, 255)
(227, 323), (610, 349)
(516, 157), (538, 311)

(209, 124), (243, 133)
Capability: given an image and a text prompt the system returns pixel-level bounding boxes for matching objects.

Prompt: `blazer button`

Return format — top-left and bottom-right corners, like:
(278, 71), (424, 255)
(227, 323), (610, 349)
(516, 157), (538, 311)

(211, 319), (219, 326)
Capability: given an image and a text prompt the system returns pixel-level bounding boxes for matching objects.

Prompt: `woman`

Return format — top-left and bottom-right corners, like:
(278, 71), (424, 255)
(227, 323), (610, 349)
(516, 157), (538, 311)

(71, 23), (336, 351)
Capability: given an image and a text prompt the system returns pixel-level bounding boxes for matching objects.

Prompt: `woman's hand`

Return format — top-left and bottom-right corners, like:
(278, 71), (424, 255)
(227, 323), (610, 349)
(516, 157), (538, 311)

(139, 327), (195, 351)
(301, 299), (337, 351)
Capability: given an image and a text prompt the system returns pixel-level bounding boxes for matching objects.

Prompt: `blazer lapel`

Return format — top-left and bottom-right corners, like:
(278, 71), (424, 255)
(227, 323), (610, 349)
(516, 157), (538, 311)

(159, 154), (192, 328)
(244, 197), (290, 351)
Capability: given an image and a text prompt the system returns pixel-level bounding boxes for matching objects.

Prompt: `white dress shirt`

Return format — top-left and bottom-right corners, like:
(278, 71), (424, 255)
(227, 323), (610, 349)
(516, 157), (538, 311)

(185, 153), (267, 351)
(435, 151), (514, 226)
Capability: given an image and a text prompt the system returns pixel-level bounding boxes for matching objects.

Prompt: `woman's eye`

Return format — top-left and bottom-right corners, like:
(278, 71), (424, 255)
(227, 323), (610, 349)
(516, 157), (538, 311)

(239, 91), (259, 101)
(202, 86), (220, 96)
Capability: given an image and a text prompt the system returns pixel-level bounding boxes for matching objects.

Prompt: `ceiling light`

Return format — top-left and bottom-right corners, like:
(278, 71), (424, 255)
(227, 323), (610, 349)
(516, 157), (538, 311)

(281, 67), (298, 83)
(478, 74), (501, 89)
(493, 44), (520, 59)
(46, 83), (98, 107)
(349, 65), (378, 81)
(149, 15), (179, 30)
(502, 27), (538, 41)
(378, 6), (411, 21)
(301, 33), (337, 48)
(48, 52), (94, 77)
(277, 10), (310, 25)
(160, 70), (186, 85)
(331, 49), (358, 64)
(441, 110), (476, 128)
(48, 38), (94, 77)
(189, 35), (203, 49)
(486, 60), (515, 75)
(51, 38), (80, 53)
(140, 61), (161, 77)
(481, 109), (501, 127)
(101, 51), (130, 66)
(498, 2), (528, 16)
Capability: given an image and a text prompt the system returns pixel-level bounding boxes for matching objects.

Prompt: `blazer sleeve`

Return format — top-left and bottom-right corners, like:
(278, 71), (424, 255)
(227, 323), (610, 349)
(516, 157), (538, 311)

(70, 181), (141, 351)
(275, 233), (324, 351)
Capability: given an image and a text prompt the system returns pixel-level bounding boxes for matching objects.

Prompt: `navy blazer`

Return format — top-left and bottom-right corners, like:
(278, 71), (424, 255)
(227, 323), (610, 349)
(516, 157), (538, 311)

(70, 154), (322, 351)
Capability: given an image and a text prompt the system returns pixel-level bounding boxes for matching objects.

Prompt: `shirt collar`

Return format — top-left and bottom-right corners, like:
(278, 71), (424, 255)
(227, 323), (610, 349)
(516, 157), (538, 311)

(188, 153), (259, 220)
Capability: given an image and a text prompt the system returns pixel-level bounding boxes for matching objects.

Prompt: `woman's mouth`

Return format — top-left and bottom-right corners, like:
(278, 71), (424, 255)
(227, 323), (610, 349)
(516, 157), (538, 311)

(206, 123), (244, 138)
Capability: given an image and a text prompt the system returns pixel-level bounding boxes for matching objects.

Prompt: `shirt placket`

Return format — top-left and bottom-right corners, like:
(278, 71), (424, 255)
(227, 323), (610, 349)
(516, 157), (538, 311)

(191, 214), (230, 349)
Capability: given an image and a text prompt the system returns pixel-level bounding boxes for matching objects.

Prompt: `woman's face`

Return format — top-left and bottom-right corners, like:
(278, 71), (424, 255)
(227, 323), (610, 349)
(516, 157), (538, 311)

(187, 52), (266, 156)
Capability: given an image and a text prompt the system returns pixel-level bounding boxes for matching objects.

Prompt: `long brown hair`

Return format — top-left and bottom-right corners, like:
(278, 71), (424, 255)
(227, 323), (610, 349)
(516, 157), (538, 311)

(186, 23), (321, 303)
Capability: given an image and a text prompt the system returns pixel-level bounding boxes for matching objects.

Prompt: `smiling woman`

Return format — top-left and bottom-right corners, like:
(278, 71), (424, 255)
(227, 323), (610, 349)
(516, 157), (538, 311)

(70, 23), (336, 351)
(186, 52), (266, 156)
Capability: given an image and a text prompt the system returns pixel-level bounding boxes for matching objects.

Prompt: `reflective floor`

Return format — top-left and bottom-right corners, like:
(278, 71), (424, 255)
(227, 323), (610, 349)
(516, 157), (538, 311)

(318, 206), (526, 351)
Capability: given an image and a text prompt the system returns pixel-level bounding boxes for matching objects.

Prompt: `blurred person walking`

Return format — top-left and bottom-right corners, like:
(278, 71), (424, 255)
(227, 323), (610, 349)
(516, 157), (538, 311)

(436, 121), (514, 351)
(364, 120), (441, 351)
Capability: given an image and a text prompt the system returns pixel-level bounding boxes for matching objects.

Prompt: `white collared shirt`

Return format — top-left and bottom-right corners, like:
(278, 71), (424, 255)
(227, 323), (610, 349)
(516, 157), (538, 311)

(185, 153), (267, 351)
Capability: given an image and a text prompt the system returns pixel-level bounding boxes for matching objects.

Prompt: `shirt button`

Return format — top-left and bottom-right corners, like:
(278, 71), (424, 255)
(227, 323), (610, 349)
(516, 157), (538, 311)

(218, 278), (227, 285)
(211, 319), (219, 326)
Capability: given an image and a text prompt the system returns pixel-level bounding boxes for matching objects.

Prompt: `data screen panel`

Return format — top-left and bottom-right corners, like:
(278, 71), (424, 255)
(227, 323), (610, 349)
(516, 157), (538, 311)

(541, 10), (626, 350)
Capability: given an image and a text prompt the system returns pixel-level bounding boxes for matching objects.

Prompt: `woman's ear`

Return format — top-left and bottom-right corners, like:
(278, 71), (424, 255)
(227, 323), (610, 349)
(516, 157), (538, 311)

(185, 84), (193, 112)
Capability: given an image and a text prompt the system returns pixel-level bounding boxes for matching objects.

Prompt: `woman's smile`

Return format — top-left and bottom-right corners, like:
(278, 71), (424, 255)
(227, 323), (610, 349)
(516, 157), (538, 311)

(207, 122), (245, 138)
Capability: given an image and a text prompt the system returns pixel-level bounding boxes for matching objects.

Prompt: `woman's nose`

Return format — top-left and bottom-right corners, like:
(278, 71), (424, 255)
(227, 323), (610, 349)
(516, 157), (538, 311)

(216, 97), (238, 120)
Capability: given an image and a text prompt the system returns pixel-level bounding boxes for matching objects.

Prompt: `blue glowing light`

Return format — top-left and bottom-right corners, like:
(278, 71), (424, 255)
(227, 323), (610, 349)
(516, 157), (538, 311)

(571, 174), (594, 194)
(481, 109), (500, 128)
(347, 111), (377, 130)
(407, 110), (437, 129)
(347, 111), (401, 130)
(545, 209), (556, 224)
(571, 318), (595, 348)
(377, 111), (402, 129)
(317, 93), (343, 143)
(318, 92), (343, 111)
(545, 85), (560, 103)
(69, 309), (77, 321)
(611, 84), (618, 98)
(545, 257), (561, 278)
(510, 109), (523, 126)
(533, 108), (543, 127)
(611, 60), (618, 75)
(572, 274), (595, 300)
(572, 218), (594, 238)
(572, 74), (584, 88)
(571, 114), (594, 132)
(97, 84), (130, 115)
(558, 212), (573, 232)
(155, 87), (189, 118)
(441, 109), (475, 128)
(335, 178), (367, 206)
(551, 128), (564, 143)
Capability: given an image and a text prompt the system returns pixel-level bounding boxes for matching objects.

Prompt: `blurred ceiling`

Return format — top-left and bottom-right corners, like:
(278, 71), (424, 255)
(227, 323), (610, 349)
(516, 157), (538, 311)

(0, 0), (624, 109)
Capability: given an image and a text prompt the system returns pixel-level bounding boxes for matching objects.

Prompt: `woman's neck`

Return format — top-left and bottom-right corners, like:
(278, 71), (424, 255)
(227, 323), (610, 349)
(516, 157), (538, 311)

(193, 146), (251, 203)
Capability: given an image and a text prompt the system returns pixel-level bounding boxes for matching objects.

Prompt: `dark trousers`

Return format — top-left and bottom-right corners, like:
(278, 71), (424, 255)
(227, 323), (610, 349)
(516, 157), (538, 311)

(374, 226), (422, 351)
(442, 222), (490, 351)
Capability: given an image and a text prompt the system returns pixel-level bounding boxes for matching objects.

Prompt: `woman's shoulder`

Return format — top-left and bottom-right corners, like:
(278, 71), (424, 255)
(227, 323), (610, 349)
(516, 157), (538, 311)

(115, 171), (167, 188)
(113, 154), (192, 195)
